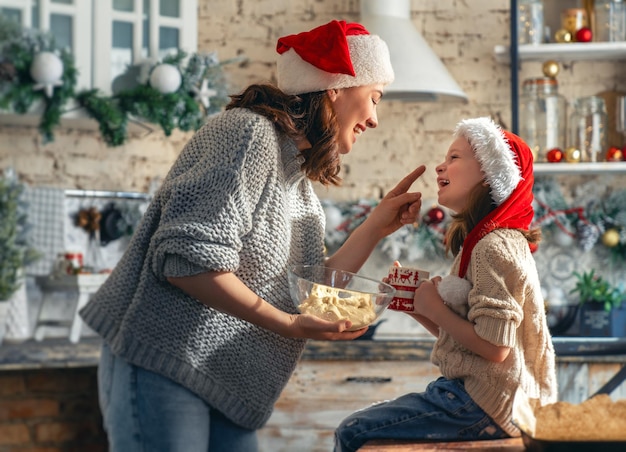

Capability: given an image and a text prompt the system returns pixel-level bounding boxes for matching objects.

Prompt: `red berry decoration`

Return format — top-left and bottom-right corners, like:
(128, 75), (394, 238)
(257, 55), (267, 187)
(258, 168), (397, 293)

(546, 148), (563, 163)
(575, 27), (592, 42)
(606, 146), (624, 161)
(423, 206), (445, 225)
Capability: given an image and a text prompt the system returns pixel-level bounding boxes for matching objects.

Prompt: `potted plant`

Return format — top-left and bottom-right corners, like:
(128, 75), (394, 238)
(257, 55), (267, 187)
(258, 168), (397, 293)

(0, 169), (39, 343)
(570, 269), (626, 337)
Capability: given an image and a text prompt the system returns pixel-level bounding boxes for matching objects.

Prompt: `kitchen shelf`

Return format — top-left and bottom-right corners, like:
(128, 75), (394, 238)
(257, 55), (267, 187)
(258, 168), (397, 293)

(494, 41), (626, 63)
(534, 161), (626, 175)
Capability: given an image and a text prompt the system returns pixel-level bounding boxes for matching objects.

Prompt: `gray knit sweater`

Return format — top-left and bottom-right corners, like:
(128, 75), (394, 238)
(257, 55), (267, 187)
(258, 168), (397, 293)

(432, 229), (557, 436)
(80, 108), (326, 430)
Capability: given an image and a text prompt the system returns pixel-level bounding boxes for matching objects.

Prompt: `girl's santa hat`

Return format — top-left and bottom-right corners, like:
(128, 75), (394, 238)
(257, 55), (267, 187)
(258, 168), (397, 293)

(276, 20), (395, 95)
(454, 117), (536, 278)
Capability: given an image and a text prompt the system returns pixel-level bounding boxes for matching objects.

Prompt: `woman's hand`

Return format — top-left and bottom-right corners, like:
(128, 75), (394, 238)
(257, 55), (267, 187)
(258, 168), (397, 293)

(326, 166), (425, 273)
(283, 314), (369, 340)
(365, 165), (426, 238)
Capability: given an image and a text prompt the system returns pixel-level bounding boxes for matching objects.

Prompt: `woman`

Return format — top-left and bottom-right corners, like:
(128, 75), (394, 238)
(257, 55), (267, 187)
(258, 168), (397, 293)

(334, 117), (557, 451)
(80, 19), (425, 452)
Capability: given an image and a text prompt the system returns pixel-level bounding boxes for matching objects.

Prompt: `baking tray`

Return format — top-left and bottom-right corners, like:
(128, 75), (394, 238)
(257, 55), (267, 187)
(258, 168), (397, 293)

(520, 431), (626, 451)
(512, 388), (626, 451)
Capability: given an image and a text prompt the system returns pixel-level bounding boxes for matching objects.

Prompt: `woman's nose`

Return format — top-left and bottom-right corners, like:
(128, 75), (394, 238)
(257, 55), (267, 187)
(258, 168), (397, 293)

(366, 111), (378, 128)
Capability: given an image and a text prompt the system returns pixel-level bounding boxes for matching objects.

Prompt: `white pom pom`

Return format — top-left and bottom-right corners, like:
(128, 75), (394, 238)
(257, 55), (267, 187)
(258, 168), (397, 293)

(438, 275), (472, 317)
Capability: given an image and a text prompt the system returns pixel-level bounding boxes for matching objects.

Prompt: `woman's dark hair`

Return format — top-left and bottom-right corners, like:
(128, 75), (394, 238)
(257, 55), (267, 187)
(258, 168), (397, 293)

(445, 183), (541, 257)
(226, 84), (341, 186)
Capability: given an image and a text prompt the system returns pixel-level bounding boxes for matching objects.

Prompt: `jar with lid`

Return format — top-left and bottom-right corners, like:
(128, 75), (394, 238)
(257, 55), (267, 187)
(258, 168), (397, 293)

(594, 0), (626, 42)
(519, 77), (568, 161)
(569, 96), (608, 162)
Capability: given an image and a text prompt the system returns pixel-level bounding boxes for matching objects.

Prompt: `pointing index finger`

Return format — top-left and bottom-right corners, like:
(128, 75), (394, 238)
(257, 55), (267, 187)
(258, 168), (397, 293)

(389, 165), (426, 196)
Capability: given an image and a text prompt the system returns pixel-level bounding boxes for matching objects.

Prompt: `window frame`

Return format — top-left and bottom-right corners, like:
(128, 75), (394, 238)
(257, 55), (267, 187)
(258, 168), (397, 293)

(93, 0), (198, 95)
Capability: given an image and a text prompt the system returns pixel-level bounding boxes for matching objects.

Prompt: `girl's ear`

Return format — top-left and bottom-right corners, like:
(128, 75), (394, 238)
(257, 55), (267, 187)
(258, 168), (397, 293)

(326, 88), (339, 102)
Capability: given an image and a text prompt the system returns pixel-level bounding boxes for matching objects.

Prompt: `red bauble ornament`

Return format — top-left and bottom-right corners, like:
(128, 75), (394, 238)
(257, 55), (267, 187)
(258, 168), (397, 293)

(575, 27), (592, 42)
(546, 148), (563, 163)
(606, 146), (624, 161)
(424, 206), (445, 225)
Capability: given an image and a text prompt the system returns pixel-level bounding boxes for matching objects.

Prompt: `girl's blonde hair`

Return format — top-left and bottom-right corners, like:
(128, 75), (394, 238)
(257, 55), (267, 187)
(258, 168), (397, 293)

(445, 183), (541, 257)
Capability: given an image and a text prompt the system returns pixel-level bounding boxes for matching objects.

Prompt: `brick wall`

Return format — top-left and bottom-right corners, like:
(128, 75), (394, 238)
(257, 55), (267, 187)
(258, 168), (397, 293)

(0, 368), (107, 452)
(2, 0), (624, 201)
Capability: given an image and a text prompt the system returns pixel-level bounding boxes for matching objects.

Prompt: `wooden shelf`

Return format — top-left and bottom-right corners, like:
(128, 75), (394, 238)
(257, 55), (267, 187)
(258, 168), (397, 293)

(494, 41), (626, 63)
(534, 161), (626, 175)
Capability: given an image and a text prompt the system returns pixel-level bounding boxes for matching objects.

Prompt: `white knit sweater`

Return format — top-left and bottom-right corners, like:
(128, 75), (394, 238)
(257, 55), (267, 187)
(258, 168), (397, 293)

(80, 108), (326, 430)
(431, 229), (558, 436)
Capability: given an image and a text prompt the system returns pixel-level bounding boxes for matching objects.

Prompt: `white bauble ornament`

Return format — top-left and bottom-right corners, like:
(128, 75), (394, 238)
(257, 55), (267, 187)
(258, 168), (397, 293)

(30, 51), (64, 97)
(553, 228), (575, 247)
(149, 64), (182, 94)
(323, 204), (344, 234)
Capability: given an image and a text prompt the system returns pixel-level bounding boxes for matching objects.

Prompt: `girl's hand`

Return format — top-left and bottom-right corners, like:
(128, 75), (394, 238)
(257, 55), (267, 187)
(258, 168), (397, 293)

(413, 279), (446, 319)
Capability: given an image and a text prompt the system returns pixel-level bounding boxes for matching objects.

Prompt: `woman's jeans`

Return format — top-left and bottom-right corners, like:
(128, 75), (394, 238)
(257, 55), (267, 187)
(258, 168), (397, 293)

(98, 343), (258, 452)
(334, 377), (509, 452)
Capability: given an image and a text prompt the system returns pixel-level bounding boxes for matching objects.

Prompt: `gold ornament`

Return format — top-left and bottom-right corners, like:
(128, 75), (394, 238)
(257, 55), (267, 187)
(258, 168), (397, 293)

(564, 147), (581, 163)
(601, 228), (620, 247)
(543, 60), (560, 78)
(555, 29), (573, 43)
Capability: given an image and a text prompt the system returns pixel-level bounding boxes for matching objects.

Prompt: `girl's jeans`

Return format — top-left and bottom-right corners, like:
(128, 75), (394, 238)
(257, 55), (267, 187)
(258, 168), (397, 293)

(334, 377), (509, 452)
(98, 343), (258, 452)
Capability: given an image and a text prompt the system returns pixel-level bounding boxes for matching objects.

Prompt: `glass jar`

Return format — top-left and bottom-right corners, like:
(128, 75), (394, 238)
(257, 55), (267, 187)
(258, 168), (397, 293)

(594, 0), (626, 42)
(519, 77), (568, 161)
(518, 0), (544, 45)
(569, 96), (608, 162)
(561, 8), (589, 34)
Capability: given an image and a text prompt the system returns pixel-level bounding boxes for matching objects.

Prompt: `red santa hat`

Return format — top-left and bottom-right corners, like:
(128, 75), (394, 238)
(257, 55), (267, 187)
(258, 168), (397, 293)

(454, 117), (537, 278)
(276, 20), (395, 95)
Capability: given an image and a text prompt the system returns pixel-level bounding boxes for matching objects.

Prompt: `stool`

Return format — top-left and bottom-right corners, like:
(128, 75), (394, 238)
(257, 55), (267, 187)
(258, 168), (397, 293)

(34, 274), (108, 343)
(359, 437), (525, 451)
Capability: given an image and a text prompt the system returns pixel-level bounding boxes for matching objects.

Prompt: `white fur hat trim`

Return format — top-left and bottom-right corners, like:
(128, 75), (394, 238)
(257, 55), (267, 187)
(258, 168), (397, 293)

(277, 34), (395, 95)
(454, 117), (522, 206)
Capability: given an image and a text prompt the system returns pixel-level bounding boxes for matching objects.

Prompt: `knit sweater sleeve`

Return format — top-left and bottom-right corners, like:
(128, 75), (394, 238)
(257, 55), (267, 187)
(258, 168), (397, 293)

(148, 109), (282, 278)
(466, 230), (526, 348)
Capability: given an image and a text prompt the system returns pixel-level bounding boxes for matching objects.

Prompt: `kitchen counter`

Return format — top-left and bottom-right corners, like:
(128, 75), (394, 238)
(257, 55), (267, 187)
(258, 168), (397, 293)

(2, 336), (626, 371)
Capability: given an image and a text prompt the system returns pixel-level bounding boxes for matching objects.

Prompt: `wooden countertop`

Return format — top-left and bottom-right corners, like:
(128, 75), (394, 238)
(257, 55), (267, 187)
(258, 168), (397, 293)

(360, 437), (525, 451)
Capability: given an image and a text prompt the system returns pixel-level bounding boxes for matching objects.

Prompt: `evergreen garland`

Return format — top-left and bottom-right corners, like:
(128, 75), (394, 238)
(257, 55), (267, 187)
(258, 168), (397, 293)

(1, 18), (239, 146)
(0, 19), (77, 143)
(75, 89), (128, 147)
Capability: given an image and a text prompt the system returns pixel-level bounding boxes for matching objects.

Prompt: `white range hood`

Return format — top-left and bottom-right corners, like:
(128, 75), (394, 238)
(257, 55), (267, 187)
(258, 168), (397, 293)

(360, 0), (468, 102)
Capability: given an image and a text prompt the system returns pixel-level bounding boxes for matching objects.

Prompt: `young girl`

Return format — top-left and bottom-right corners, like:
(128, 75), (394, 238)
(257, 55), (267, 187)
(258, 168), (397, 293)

(334, 117), (557, 451)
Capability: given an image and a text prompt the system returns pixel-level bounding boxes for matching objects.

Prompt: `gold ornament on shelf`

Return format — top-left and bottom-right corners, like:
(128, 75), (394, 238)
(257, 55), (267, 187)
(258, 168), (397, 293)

(542, 60), (560, 78)
(554, 29), (573, 43)
(564, 147), (581, 163)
